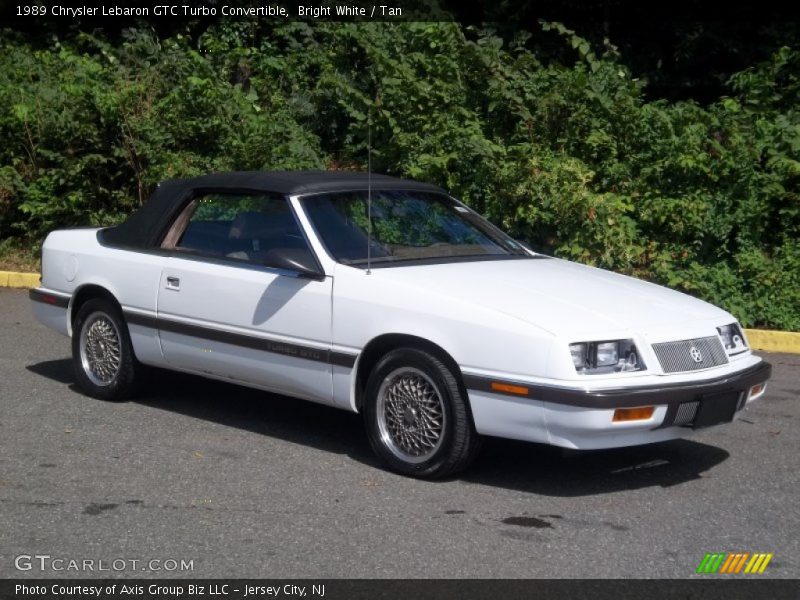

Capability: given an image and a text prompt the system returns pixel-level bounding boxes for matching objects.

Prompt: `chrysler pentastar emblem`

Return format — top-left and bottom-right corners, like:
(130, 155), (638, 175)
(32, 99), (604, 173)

(690, 346), (703, 363)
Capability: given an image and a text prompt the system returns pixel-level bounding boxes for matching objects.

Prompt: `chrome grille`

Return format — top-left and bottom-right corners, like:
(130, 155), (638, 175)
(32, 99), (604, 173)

(652, 336), (728, 373)
(673, 401), (699, 426)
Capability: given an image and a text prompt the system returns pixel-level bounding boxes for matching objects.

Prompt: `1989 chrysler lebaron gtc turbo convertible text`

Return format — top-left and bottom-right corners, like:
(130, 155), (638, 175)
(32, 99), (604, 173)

(30, 171), (771, 478)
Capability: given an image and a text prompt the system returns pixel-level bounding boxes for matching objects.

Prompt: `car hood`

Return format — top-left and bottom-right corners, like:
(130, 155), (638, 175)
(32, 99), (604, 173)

(370, 257), (731, 336)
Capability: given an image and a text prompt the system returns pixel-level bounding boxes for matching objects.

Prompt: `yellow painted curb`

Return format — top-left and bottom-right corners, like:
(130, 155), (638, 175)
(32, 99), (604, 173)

(0, 271), (40, 288)
(745, 329), (800, 354)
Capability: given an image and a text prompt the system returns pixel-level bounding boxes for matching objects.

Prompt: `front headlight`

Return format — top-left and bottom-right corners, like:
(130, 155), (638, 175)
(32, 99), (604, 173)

(717, 323), (748, 356)
(569, 339), (644, 375)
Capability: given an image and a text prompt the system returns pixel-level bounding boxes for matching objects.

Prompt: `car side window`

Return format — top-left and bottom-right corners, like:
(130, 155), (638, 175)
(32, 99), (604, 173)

(173, 193), (313, 266)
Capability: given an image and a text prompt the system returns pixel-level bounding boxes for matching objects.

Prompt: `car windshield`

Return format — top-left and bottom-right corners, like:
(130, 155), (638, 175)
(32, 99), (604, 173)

(301, 190), (530, 265)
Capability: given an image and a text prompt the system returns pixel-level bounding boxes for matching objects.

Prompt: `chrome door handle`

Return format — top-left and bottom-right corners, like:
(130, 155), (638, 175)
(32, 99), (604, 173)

(166, 276), (180, 290)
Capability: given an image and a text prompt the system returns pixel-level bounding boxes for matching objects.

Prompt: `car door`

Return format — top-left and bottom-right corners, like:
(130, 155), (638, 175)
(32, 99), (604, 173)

(156, 190), (334, 405)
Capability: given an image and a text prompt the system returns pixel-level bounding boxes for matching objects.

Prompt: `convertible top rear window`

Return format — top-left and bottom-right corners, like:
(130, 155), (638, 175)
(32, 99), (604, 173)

(301, 190), (530, 266)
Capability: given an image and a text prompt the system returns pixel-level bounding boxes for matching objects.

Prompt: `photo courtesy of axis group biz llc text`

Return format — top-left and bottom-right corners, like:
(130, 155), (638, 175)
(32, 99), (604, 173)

(0, 0), (798, 599)
(15, 583), (325, 597)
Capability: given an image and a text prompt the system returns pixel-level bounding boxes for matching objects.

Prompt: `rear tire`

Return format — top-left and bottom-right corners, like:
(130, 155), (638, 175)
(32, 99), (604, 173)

(363, 347), (481, 479)
(72, 298), (140, 401)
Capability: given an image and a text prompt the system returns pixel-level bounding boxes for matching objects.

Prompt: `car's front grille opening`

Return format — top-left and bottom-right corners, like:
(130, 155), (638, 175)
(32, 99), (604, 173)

(652, 336), (729, 373)
(672, 401), (700, 426)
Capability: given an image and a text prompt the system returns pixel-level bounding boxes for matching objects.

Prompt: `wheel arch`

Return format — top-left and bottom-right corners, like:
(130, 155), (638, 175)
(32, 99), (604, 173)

(68, 284), (123, 336)
(352, 333), (472, 416)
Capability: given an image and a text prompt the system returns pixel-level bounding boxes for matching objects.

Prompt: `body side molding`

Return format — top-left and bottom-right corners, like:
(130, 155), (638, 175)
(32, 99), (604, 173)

(124, 310), (357, 368)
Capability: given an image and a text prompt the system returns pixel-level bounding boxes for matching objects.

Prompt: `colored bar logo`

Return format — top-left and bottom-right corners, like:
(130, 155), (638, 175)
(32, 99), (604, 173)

(696, 552), (773, 574)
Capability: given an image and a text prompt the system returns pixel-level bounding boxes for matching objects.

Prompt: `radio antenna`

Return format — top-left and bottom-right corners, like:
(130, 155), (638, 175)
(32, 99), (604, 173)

(366, 106), (372, 275)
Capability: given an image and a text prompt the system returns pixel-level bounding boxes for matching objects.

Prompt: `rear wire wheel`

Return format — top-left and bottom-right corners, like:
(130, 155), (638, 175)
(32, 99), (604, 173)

(72, 298), (141, 401)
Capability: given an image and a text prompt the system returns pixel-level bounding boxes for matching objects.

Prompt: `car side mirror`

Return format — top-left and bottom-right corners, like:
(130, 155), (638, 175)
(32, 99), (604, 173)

(264, 248), (325, 281)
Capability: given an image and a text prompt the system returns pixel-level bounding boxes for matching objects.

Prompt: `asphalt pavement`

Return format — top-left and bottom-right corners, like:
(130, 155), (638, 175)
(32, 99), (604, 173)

(1, 288), (798, 578)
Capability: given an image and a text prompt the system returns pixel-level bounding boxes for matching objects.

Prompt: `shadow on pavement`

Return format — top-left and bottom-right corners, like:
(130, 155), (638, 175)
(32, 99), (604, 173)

(28, 357), (730, 497)
(464, 436), (728, 495)
(26, 357), (76, 384)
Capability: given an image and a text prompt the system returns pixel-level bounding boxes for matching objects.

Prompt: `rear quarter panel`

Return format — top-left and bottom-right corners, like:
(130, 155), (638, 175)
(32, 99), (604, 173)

(39, 228), (165, 364)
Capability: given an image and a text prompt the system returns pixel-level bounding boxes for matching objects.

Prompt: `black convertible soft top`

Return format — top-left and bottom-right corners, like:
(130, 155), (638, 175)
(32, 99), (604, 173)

(100, 171), (444, 250)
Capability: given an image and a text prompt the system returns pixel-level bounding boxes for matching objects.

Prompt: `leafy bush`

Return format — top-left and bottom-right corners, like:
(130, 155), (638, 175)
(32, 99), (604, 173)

(0, 21), (797, 330)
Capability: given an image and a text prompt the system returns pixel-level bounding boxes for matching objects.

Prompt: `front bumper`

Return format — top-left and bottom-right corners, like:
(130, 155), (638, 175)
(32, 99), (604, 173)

(465, 361), (772, 450)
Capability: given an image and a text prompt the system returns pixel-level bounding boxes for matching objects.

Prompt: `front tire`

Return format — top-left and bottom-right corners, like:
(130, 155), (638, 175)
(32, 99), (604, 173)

(363, 348), (481, 478)
(72, 298), (140, 401)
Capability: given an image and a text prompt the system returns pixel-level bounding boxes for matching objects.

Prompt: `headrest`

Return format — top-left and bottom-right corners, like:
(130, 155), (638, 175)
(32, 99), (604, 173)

(229, 211), (295, 239)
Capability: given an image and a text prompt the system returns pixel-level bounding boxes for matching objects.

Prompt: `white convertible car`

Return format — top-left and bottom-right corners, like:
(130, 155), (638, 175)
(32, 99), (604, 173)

(31, 171), (771, 478)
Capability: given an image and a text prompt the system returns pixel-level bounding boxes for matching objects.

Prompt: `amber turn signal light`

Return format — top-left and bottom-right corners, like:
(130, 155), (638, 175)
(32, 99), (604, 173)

(491, 382), (529, 396)
(748, 383), (766, 399)
(612, 406), (655, 422)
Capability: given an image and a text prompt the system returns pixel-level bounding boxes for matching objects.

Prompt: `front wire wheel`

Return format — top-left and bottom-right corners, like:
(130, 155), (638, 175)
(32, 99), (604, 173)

(364, 348), (482, 478)
(376, 367), (447, 464)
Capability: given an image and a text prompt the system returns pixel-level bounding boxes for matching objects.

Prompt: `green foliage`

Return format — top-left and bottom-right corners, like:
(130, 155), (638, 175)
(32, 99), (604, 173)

(0, 22), (797, 330)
